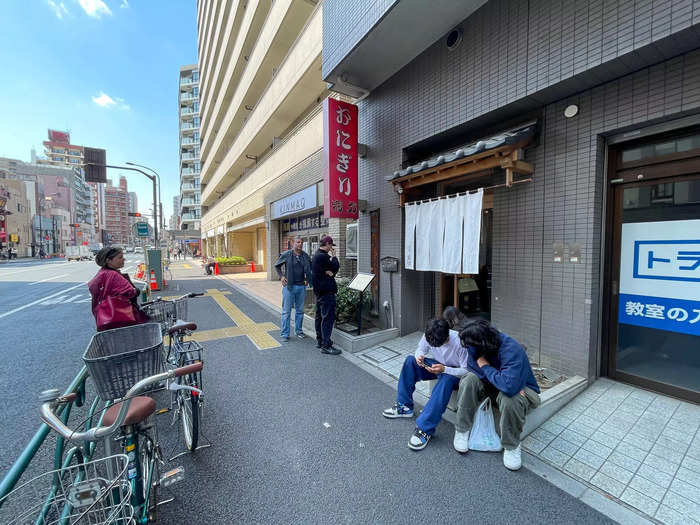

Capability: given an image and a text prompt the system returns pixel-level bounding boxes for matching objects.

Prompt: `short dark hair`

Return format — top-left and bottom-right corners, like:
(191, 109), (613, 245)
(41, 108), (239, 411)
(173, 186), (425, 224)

(459, 319), (501, 356)
(425, 318), (450, 348)
(95, 247), (122, 267)
(442, 306), (467, 330)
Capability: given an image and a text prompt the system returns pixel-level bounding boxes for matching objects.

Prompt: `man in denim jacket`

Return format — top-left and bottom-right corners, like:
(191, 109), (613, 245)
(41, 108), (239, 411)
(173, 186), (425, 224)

(274, 236), (312, 342)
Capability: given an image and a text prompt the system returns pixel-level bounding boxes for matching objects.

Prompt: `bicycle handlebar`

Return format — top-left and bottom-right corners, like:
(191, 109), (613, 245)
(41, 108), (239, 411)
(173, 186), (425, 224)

(141, 292), (202, 307)
(40, 362), (204, 443)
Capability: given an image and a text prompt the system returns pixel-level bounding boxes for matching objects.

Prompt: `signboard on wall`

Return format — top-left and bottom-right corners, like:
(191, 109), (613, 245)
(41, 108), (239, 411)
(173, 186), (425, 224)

(619, 219), (700, 337)
(136, 222), (149, 237)
(48, 129), (70, 143)
(323, 98), (358, 219)
(271, 185), (317, 219)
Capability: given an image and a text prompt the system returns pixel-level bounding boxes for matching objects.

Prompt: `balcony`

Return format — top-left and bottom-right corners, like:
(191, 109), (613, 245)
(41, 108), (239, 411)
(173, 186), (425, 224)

(180, 76), (198, 87)
(199, 0), (267, 145)
(181, 123), (199, 131)
(201, 5), (324, 205)
(180, 94), (198, 103)
(181, 184), (200, 192)
(201, 104), (322, 231)
(201, 0), (317, 163)
(181, 154), (200, 162)
(180, 213), (201, 221)
(322, 0), (486, 97)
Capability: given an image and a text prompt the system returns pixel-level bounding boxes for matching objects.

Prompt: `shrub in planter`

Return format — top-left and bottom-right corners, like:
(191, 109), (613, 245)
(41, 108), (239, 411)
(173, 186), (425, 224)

(335, 277), (372, 324)
(216, 256), (247, 265)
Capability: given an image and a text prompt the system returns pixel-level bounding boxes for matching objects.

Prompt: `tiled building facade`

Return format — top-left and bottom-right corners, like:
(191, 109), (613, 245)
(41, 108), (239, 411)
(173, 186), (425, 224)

(323, 0), (700, 401)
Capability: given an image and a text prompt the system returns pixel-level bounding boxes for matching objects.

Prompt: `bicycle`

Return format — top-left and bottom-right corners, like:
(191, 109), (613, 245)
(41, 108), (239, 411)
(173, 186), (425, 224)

(141, 293), (206, 452)
(39, 348), (203, 523)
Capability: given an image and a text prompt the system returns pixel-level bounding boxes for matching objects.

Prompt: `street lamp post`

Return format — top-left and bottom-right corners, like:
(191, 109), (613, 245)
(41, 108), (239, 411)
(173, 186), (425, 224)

(83, 163), (159, 245)
(126, 162), (162, 243)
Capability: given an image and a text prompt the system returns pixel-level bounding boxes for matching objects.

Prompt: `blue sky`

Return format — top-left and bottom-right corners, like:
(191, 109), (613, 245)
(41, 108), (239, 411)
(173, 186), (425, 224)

(1, 0), (197, 221)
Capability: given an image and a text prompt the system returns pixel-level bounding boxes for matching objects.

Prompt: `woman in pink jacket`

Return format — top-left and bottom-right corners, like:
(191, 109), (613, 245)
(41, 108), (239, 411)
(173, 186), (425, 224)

(88, 247), (148, 331)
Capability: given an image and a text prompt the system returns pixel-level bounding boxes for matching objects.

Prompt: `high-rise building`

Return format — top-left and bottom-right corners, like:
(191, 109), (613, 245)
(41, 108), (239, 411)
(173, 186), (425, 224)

(178, 65), (201, 252)
(40, 129), (99, 243)
(128, 191), (138, 245)
(103, 176), (130, 245)
(170, 195), (180, 230)
(197, 1), (331, 277)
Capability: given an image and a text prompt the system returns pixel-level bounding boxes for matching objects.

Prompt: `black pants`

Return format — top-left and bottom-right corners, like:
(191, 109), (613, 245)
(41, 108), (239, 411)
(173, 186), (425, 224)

(315, 294), (336, 348)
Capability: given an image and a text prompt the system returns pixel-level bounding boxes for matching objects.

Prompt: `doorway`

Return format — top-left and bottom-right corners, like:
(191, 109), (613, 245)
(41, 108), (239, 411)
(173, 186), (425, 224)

(605, 131), (700, 403)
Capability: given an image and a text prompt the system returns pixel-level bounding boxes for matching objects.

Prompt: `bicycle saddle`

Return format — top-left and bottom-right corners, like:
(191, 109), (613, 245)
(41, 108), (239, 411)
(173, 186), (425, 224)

(102, 396), (156, 427)
(168, 320), (197, 335)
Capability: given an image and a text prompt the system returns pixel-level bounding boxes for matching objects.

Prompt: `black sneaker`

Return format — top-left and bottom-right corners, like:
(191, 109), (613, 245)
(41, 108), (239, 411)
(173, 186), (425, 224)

(408, 428), (431, 451)
(320, 346), (341, 355)
(296, 332), (306, 339)
(316, 341), (322, 348)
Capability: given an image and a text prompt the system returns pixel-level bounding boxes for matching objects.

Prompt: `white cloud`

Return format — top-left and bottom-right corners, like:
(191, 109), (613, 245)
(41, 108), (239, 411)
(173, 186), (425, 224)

(120, 0), (129, 8)
(92, 92), (130, 110)
(47, 0), (70, 19)
(78, 0), (112, 18)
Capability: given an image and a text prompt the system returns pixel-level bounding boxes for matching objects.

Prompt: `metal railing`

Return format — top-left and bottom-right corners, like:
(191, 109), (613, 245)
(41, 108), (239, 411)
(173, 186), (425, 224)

(0, 366), (105, 511)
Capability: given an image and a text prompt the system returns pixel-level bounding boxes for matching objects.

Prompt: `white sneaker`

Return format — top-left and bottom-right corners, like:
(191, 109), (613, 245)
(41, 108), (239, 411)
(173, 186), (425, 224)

(453, 430), (470, 453)
(503, 444), (522, 470)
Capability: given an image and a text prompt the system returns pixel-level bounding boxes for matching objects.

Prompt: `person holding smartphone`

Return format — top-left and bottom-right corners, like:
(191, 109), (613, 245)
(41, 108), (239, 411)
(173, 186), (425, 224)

(311, 235), (341, 355)
(382, 319), (470, 450)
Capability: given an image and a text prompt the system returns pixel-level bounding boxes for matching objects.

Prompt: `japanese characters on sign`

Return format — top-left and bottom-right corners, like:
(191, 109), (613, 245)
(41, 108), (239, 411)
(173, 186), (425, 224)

(619, 220), (700, 337)
(323, 98), (358, 219)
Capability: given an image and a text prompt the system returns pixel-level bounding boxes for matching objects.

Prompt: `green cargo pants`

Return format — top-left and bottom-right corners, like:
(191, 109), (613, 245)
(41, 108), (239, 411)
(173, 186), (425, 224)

(455, 372), (540, 450)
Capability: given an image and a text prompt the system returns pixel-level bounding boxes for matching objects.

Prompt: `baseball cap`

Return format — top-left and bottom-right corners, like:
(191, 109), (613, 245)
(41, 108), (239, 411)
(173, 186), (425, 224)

(320, 235), (336, 246)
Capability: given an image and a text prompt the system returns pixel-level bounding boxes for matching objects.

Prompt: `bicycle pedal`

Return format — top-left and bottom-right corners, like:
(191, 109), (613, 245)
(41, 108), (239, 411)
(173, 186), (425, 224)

(159, 466), (185, 488)
(156, 407), (170, 415)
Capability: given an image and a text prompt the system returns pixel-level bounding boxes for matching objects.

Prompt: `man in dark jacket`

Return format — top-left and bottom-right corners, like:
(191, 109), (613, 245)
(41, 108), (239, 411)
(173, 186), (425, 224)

(453, 319), (540, 471)
(311, 235), (340, 355)
(274, 236), (312, 342)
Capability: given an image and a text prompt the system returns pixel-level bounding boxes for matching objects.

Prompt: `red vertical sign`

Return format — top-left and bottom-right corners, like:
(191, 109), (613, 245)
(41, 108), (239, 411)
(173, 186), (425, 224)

(324, 98), (358, 219)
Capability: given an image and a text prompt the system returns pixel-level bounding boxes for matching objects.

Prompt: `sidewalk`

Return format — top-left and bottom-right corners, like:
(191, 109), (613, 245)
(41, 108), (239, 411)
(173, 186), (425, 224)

(189, 263), (700, 525)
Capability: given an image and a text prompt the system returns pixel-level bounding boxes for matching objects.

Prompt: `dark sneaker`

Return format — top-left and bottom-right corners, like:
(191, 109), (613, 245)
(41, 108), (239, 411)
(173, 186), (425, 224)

(320, 346), (341, 355)
(316, 341), (322, 348)
(408, 428), (431, 450)
(296, 332), (306, 339)
(382, 403), (414, 419)
(281, 336), (289, 342)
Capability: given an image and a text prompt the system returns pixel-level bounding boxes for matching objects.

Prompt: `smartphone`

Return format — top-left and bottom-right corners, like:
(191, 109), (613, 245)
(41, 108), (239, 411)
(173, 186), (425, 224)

(421, 358), (435, 368)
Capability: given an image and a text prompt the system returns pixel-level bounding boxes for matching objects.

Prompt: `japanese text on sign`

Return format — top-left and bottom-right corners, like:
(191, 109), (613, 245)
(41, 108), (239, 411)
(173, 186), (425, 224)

(619, 220), (700, 337)
(324, 98), (358, 219)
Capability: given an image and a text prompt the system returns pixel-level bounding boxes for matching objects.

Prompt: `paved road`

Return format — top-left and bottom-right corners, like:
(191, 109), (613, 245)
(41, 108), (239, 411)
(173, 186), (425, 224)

(0, 263), (614, 523)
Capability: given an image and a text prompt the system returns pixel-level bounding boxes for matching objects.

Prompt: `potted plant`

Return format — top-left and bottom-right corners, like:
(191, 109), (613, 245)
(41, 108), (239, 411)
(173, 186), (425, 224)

(215, 256), (250, 274)
(334, 277), (372, 325)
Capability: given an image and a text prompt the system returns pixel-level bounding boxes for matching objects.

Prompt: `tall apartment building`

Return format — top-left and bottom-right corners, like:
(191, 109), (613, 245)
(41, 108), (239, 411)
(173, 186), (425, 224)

(170, 195), (180, 231)
(40, 129), (99, 244)
(103, 176), (130, 245)
(128, 191), (138, 245)
(198, 0), (348, 279)
(178, 65), (201, 252)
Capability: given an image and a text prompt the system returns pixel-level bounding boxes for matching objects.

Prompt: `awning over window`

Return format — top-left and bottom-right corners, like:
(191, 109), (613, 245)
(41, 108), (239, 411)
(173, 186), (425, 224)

(389, 124), (536, 204)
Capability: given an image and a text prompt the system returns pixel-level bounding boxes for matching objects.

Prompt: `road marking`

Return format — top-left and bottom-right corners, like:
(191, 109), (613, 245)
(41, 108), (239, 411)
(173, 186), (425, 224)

(194, 288), (280, 350)
(62, 294), (84, 303)
(0, 264), (68, 277)
(28, 273), (69, 285)
(183, 264), (192, 269)
(0, 282), (86, 319)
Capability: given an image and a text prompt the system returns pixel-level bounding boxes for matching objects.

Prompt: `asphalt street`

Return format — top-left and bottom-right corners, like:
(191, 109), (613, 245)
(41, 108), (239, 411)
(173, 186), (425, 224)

(0, 259), (615, 524)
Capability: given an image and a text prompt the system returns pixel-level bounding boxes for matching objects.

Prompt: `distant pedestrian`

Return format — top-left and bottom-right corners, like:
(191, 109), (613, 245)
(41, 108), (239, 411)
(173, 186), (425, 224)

(177, 248), (182, 260)
(39, 247), (46, 259)
(274, 236), (312, 342)
(311, 235), (340, 355)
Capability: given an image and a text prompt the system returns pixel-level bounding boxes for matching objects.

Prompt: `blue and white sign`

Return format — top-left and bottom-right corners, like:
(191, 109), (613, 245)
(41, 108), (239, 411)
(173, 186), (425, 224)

(271, 185), (317, 220)
(619, 220), (700, 336)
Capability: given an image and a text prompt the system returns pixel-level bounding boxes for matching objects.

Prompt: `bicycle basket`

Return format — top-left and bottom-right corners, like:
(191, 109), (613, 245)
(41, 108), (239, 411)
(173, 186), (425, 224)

(142, 300), (176, 333)
(0, 454), (133, 525)
(83, 323), (164, 401)
(174, 297), (188, 322)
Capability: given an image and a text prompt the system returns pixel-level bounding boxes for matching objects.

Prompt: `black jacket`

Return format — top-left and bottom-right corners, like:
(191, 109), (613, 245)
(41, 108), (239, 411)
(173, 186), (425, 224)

(311, 248), (340, 295)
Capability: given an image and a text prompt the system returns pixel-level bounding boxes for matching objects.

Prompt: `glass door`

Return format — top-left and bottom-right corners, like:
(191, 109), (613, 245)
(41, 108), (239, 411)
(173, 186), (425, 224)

(608, 175), (700, 402)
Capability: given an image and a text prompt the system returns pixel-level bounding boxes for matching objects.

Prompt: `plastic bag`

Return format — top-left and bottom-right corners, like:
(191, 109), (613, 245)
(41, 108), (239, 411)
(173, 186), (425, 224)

(468, 398), (502, 452)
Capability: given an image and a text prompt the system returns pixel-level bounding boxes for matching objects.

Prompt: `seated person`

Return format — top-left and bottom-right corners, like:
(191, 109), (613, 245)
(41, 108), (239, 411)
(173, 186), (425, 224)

(453, 319), (540, 470)
(382, 319), (469, 451)
(443, 305), (469, 332)
(204, 256), (216, 275)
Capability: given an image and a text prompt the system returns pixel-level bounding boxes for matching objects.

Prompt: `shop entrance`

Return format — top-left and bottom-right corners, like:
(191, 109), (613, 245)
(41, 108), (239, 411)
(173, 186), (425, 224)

(438, 177), (494, 320)
(605, 131), (700, 403)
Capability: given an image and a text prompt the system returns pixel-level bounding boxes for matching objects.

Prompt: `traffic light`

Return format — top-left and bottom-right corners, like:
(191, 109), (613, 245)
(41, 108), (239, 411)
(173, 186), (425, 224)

(128, 212), (141, 217)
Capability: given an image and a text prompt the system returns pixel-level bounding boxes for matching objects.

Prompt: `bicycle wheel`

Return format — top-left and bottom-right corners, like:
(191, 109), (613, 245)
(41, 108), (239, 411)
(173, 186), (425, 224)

(178, 352), (200, 451)
(140, 433), (159, 523)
